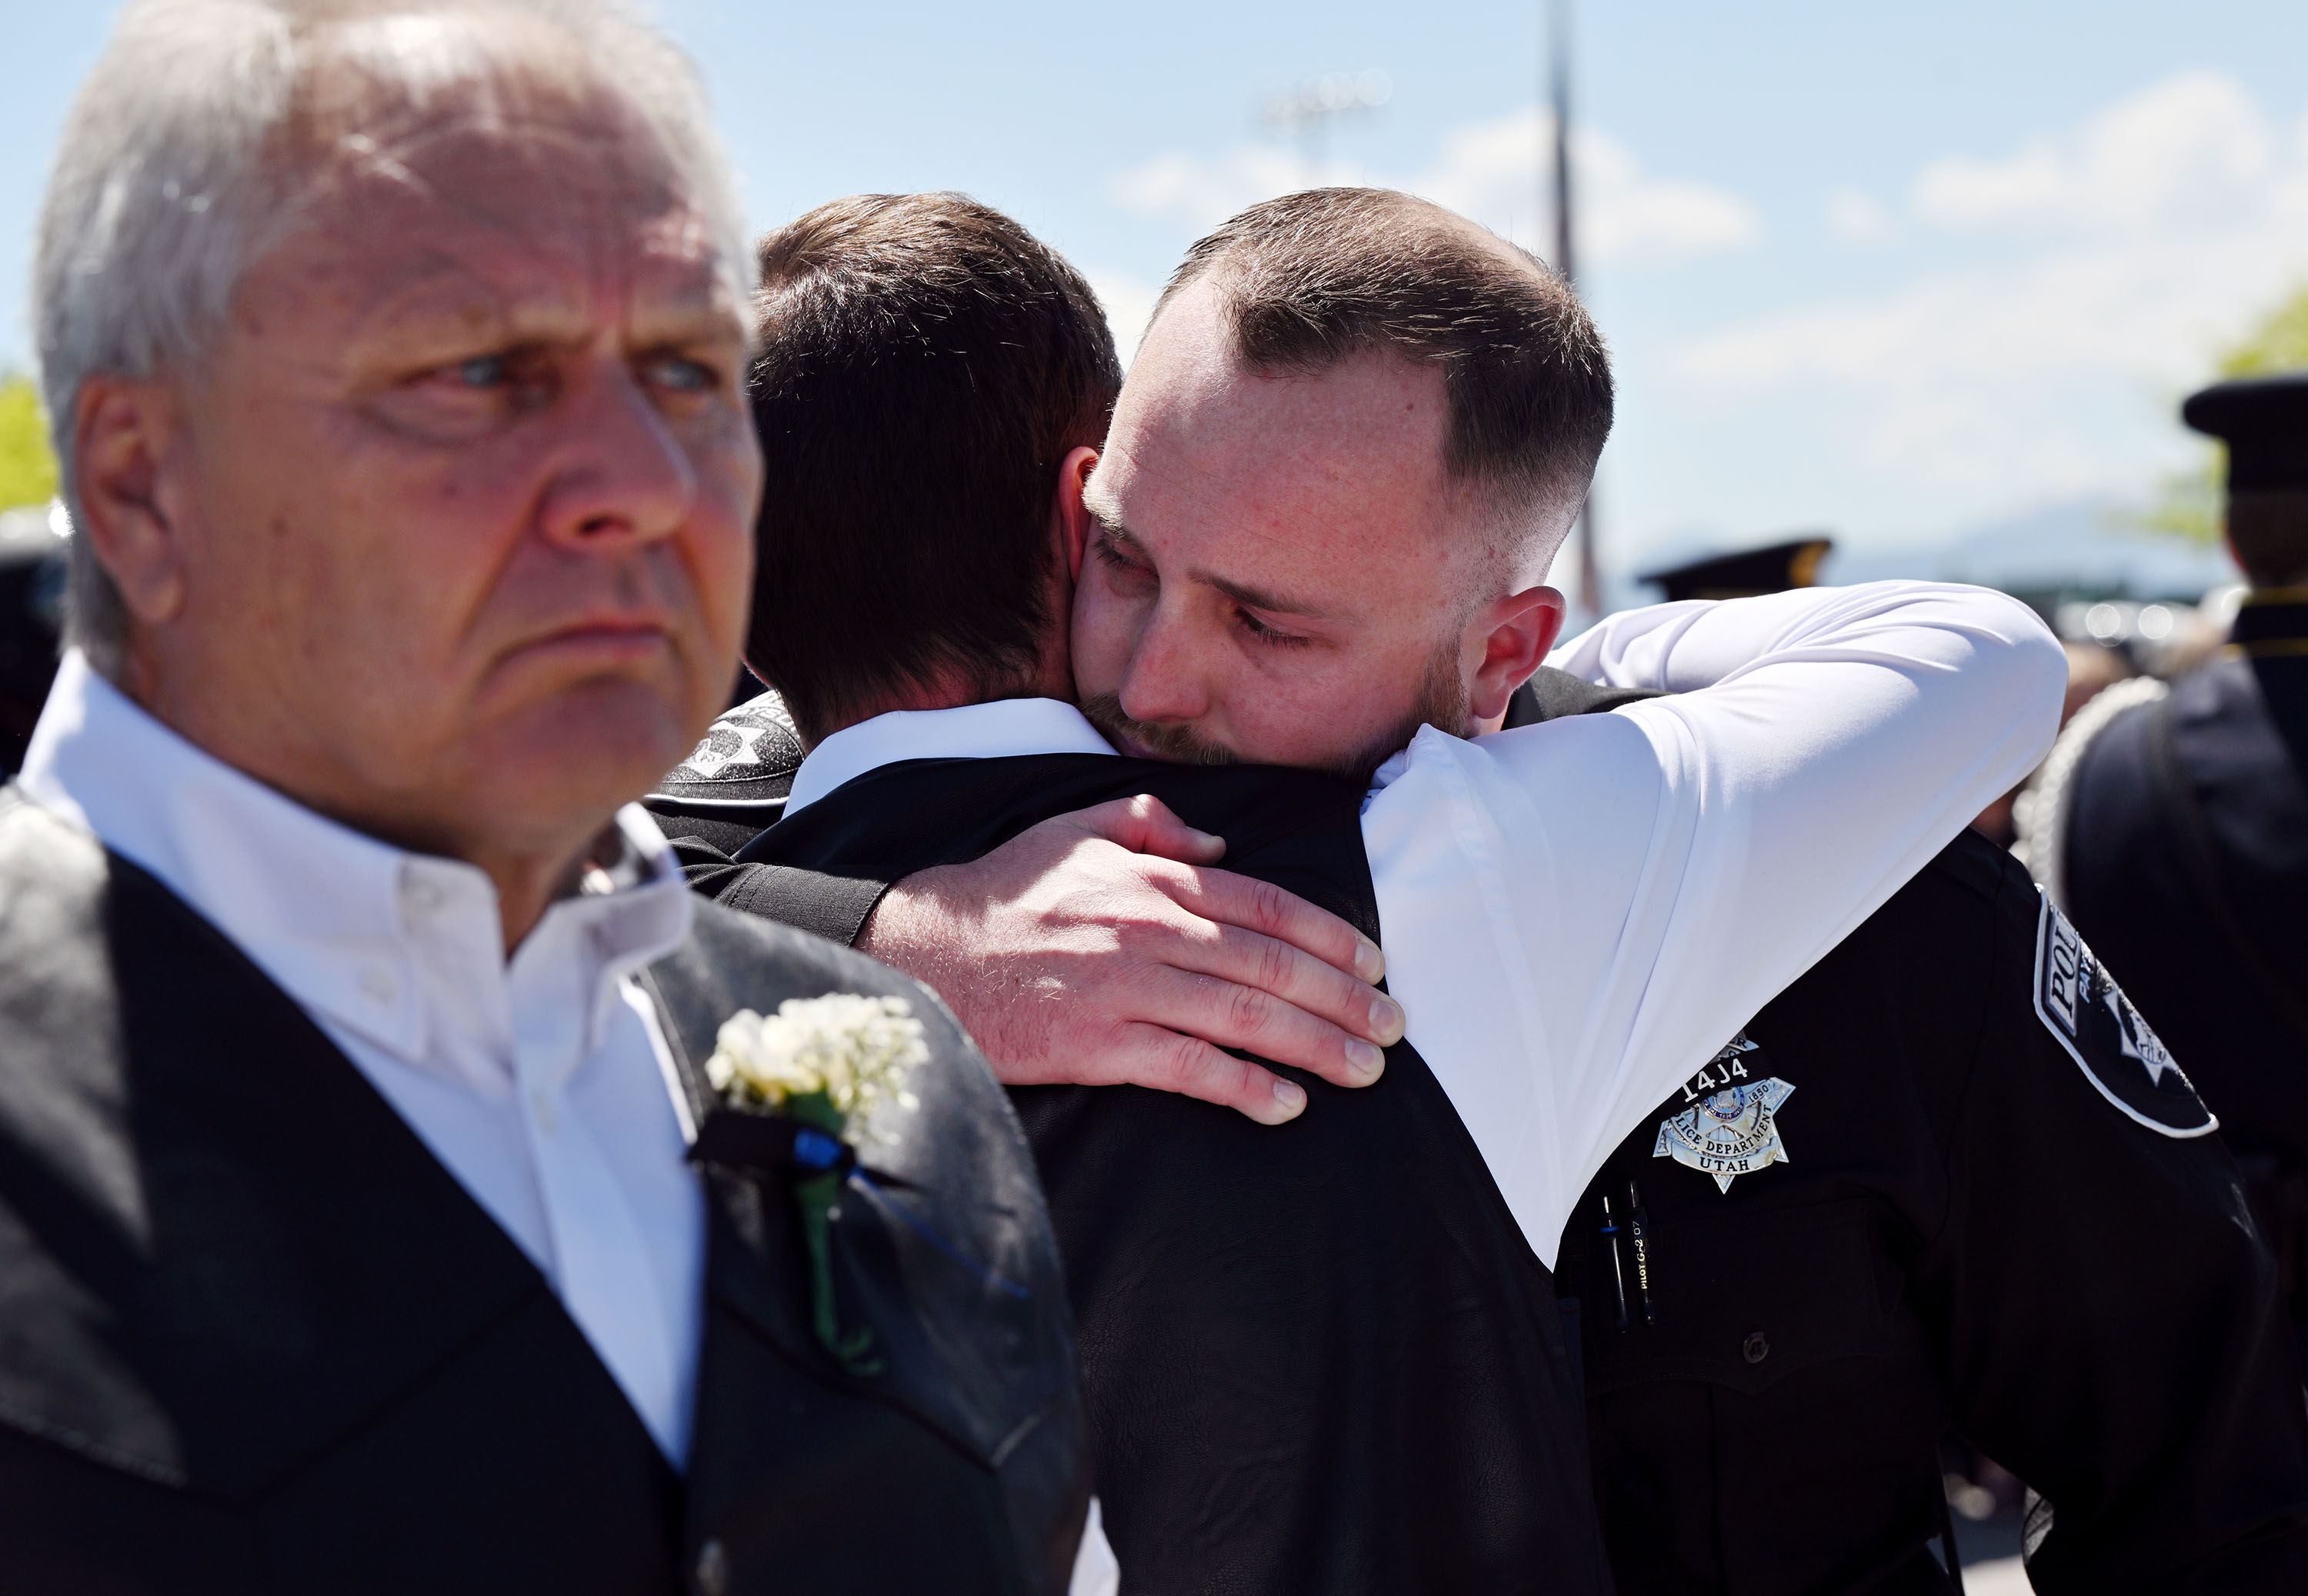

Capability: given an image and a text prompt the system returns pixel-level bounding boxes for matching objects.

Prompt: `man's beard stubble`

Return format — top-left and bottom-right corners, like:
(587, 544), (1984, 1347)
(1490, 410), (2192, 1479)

(1080, 638), (1469, 789)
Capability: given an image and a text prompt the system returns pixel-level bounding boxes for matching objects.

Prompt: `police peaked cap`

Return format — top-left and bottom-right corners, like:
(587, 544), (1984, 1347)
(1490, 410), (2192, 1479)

(2182, 372), (2308, 492)
(1640, 537), (1834, 603)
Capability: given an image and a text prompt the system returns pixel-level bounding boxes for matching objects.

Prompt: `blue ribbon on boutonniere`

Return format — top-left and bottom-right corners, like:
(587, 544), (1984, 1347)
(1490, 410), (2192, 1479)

(691, 1107), (855, 1181)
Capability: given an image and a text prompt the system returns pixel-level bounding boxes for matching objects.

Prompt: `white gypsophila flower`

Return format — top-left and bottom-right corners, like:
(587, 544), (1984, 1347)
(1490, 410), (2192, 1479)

(704, 992), (928, 1144)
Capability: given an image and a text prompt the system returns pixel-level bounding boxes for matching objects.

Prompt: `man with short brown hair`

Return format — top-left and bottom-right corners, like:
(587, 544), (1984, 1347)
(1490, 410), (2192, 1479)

(747, 192), (1122, 748)
(689, 187), (2068, 1592)
(1075, 186), (1610, 781)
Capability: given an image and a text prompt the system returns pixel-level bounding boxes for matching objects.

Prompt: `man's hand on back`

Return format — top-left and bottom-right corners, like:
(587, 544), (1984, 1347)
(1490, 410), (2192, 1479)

(859, 795), (1404, 1124)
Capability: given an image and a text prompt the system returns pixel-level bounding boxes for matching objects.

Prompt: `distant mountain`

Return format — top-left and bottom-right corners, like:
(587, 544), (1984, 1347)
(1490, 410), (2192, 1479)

(1816, 500), (2237, 602)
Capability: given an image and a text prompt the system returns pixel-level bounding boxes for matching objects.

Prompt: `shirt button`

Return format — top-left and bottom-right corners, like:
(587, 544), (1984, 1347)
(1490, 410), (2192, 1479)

(530, 1089), (558, 1137)
(359, 966), (396, 1005)
(402, 878), (445, 914)
(1742, 1331), (1770, 1364)
(695, 1538), (728, 1596)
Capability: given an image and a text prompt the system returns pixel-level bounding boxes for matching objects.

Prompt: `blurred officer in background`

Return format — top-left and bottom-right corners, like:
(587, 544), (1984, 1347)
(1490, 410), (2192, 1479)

(1639, 537), (1833, 604)
(0, 504), (65, 776)
(2027, 373), (2308, 1368)
(1547, 544), (2308, 1594)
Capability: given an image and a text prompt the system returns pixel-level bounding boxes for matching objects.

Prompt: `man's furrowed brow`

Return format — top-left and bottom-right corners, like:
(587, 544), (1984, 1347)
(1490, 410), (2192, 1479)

(1197, 566), (1338, 621)
(1087, 508), (1157, 565)
(1090, 505), (1337, 619)
(355, 270), (584, 354)
(1082, 491), (1130, 540)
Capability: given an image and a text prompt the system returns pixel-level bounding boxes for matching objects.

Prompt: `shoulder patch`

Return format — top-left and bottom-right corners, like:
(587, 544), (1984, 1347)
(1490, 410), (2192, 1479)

(2032, 895), (2216, 1138)
(652, 695), (804, 802)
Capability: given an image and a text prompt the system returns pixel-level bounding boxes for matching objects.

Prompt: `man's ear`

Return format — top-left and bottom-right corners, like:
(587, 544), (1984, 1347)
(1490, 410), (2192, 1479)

(1054, 445), (1099, 583)
(72, 375), (194, 628)
(1466, 584), (1568, 725)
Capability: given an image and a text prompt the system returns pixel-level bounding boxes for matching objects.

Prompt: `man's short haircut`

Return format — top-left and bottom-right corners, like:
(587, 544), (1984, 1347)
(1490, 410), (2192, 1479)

(745, 193), (1122, 745)
(35, 0), (741, 679)
(1154, 186), (1613, 562)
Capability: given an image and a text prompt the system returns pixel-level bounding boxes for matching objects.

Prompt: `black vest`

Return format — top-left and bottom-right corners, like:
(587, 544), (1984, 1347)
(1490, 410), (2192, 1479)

(731, 755), (1613, 1596)
(0, 788), (1087, 1595)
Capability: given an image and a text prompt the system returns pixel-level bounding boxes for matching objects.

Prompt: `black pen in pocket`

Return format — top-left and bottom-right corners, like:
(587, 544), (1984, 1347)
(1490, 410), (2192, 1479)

(1625, 1179), (1656, 1326)
(1599, 1193), (1630, 1332)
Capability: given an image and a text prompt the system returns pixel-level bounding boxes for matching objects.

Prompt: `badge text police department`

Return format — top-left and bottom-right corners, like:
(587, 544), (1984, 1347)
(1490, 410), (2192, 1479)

(1654, 1033), (1796, 1193)
(2033, 898), (2216, 1138)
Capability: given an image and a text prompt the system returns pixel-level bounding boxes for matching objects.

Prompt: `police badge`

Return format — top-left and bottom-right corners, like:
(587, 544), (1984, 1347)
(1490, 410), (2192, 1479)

(1653, 1033), (1796, 1193)
(2033, 897), (2216, 1138)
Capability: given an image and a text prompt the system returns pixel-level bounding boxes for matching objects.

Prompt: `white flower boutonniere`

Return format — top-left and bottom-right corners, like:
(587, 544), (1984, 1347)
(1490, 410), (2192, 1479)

(705, 992), (927, 1145)
(695, 993), (930, 1378)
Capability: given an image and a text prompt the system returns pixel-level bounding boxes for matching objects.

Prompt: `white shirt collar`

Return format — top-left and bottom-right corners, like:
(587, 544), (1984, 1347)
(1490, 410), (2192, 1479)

(783, 698), (1117, 816)
(18, 648), (694, 1070)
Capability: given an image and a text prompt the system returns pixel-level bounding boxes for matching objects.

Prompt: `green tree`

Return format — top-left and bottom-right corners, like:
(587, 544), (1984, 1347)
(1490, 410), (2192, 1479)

(0, 375), (60, 512)
(2136, 284), (2308, 545)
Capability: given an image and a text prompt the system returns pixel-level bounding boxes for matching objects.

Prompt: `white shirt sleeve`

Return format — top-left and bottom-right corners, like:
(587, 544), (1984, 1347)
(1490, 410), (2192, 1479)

(1359, 581), (2065, 1267)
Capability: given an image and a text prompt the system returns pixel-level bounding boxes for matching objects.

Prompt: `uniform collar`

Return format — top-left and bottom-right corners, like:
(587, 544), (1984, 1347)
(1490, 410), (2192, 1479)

(783, 697), (1117, 816)
(18, 649), (693, 1073)
(2235, 585), (2308, 654)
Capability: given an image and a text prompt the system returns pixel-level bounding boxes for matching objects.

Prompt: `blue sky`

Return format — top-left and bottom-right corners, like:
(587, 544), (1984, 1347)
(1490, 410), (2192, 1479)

(8, 0), (2307, 595)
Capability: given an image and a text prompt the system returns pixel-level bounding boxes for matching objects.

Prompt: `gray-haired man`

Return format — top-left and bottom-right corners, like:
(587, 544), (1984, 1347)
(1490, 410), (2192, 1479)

(0, 2), (1186, 1589)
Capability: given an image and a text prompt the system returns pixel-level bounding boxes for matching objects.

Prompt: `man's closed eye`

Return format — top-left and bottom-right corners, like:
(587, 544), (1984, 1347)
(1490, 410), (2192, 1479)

(1234, 608), (1311, 648)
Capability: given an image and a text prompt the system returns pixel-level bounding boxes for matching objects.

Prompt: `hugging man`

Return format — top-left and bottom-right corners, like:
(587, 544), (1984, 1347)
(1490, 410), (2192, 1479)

(657, 189), (2070, 1593)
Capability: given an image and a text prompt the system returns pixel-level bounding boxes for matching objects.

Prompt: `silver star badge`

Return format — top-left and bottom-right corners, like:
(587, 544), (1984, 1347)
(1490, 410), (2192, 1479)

(1653, 1033), (1794, 1193)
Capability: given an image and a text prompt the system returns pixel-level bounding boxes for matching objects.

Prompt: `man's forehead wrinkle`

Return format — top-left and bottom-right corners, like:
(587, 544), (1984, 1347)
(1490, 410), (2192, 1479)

(282, 132), (728, 355)
(625, 208), (742, 325)
(358, 265), (585, 352)
(344, 244), (732, 362)
(304, 7), (609, 133)
(307, 118), (680, 232)
(293, 18), (684, 218)
(1193, 561), (1340, 621)
(1089, 483), (1338, 621)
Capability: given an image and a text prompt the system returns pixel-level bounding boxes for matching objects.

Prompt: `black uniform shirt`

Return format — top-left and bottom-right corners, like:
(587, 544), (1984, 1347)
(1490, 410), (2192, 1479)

(1559, 828), (2308, 1595)
(2063, 598), (2308, 1362)
(2064, 605), (2308, 1174)
(1499, 665), (2308, 1594)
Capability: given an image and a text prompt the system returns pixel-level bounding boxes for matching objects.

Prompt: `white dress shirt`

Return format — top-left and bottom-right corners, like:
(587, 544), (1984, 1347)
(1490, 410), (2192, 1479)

(784, 581), (2065, 1268)
(19, 650), (708, 1465)
(787, 698), (1117, 812)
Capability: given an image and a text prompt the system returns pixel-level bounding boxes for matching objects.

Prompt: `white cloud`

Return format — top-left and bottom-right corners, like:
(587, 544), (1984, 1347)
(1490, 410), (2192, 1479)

(1826, 188), (1896, 243)
(1911, 71), (2280, 235)
(1108, 106), (1761, 270)
(1672, 72), (2308, 508)
(1415, 108), (1762, 265)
